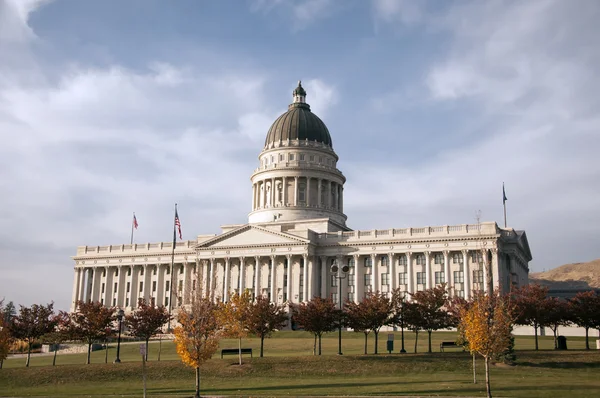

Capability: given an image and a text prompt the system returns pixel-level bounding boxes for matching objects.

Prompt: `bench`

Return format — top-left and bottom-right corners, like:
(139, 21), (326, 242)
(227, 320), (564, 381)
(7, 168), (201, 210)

(221, 348), (253, 359)
(440, 341), (463, 352)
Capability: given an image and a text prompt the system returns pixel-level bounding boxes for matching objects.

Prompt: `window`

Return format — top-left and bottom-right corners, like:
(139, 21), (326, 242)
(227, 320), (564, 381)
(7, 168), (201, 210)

(299, 292), (304, 302)
(473, 269), (484, 283)
(452, 253), (462, 264)
(126, 298), (129, 307)
(114, 282), (118, 293)
(332, 292), (338, 304)
(283, 292), (287, 302)
(454, 271), (464, 283)
(126, 282), (130, 293)
(309, 155), (314, 162)
(140, 268), (144, 276)
(416, 254), (425, 265)
(456, 290), (465, 298)
(115, 269), (119, 277)
(164, 297), (169, 306)
(289, 154), (294, 161)
(279, 154), (284, 161)
(435, 271), (445, 284)
(319, 156), (323, 163)
(416, 272), (425, 285)
(165, 281), (170, 291)
(472, 252), (483, 263)
(300, 154), (305, 161)
(364, 274), (372, 286)
(127, 268), (131, 276)
(103, 269), (106, 277)
(348, 293), (355, 302)
(381, 273), (389, 286)
(299, 184), (306, 202)
(166, 267), (170, 275)
(398, 273), (407, 285)
(153, 267), (157, 276)
(331, 275), (338, 287)
(179, 280), (183, 292)
(113, 298), (116, 306)
(398, 255), (407, 266)
(139, 281), (143, 292)
(364, 257), (372, 267)
(101, 283), (105, 294)
(152, 281), (157, 292)
(192, 280), (196, 291)
(348, 257), (355, 268)
(270, 155), (274, 163)
(348, 277), (355, 286)
(381, 256), (388, 267)
(434, 254), (443, 264)
(180, 265), (184, 274)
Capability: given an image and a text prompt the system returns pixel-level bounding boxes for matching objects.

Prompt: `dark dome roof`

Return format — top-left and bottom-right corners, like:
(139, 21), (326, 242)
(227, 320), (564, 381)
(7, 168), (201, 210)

(264, 82), (332, 149)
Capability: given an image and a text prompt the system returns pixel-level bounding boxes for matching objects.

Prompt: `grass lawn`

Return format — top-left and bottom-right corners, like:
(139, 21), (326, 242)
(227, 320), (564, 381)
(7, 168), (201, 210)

(1, 332), (599, 397)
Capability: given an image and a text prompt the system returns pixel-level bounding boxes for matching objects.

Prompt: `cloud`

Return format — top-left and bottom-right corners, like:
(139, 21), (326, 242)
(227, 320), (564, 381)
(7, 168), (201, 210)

(249, 0), (339, 30)
(372, 0), (423, 25)
(0, 0), (51, 43)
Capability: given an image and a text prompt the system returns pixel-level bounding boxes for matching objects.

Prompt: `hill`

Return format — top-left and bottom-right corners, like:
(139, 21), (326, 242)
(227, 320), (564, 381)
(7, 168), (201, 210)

(530, 258), (600, 289)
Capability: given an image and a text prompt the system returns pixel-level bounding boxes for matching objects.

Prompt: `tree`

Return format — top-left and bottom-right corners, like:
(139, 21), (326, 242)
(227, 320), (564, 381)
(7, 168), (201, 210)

(0, 300), (11, 369)
(67, 300), (115, 364)
(217, 290), (254, 365)
(9, 303), (57, 367)
(41, 311), (71, 366)
(513, 284), (549, 350)
(543, 297), (570, 349)
(458, 291), (514, 398)
(292, 297), (339, 355)
(2, 301), (16, 325)
(125, 299), (171, 361)
(346, 292), (392, 354)
(247, 295), (287, 357)
(569, 290), (600, 350)
(410, 286), (453, 353)
(403, 300), (423, 353)
(174, 294), (221, 398)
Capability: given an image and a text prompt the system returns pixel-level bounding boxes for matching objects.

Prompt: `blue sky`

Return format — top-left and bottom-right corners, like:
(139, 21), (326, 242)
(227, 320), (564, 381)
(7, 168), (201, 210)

(1, 0), (599, 310)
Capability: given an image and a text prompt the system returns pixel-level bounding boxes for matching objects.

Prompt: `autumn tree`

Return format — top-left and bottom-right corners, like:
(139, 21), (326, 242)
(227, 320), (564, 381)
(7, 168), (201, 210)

(458, 291), (514, 398)
(346, 292), (392, 354)
(292, 297), (339, 355)
(0, 300), (11, 369)
(345, 299), (371, 355)
(389, 289), (411, 353)
(174, 294), (221, 398)
(543, 297), (570, 349)
(569, 290), (600, 350)
(68, 300), (115, 364)
(41, 311), (71, 366)
(410, 285), (453, 353)
(218, 290), (254, 365)
(9, 303), (57, 367)
(513, 284), (548, 350)
(247, 295), (287, 357)
(125, 298), (171, 361)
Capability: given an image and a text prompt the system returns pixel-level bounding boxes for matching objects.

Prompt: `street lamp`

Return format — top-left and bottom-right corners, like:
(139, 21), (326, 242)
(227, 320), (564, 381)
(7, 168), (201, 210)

(114, 308), (125, 363)
(399, 299), (407, 353)
(330, 260), (349, 355)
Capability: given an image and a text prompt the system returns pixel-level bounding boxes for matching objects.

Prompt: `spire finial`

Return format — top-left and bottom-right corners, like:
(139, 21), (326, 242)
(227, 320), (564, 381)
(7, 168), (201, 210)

(293, 80), (307, 104)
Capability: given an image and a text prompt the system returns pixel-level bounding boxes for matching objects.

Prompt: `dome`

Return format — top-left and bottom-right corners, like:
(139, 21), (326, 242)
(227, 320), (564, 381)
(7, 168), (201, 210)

(264, 81), (333, 149)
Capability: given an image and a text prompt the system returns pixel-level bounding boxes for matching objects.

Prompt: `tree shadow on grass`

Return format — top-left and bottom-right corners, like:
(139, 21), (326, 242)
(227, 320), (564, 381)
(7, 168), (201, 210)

(518, 361), (600, 369)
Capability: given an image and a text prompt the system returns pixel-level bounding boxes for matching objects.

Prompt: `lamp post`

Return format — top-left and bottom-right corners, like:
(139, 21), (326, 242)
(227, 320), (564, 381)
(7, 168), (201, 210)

(114, 309), (125, 363)
(399, 300), (407, 353)
(330, 260), (349, 355)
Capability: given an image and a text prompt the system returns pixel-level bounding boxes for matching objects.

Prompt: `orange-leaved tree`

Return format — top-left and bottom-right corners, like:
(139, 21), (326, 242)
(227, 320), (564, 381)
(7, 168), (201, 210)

(67, 300), (115, 364)
(410, 285), (453, 353)
(125, 298), (171, 361)
(247, 295), (287, 357)
(569, 290), (600, 350)
(217, 290), (253, 365)
(174, 295), (220, 398)
(512, 284), (548, 350)
(346, 292), (392, 354)
(0, 300), (11, 369)
(458, 291), (514, 398)
(9, 303), (57, 367)
(292, 297), (339, 355)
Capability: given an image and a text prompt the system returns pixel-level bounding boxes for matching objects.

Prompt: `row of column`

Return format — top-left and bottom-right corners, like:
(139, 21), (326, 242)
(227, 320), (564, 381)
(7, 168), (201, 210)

(252, 176), (343, 211)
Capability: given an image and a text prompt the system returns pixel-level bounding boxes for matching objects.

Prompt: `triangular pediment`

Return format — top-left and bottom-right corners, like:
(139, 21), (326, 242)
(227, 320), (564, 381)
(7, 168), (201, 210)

(197, 224), (309, 249)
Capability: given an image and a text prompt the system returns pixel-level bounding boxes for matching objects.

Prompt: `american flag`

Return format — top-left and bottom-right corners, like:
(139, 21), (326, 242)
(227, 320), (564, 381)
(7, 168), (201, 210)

(133, 214), (138, 229)
(174, 209), (182, 240)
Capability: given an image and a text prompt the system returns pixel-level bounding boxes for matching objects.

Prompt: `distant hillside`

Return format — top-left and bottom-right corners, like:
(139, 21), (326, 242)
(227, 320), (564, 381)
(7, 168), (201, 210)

(530, 259), (600, 289)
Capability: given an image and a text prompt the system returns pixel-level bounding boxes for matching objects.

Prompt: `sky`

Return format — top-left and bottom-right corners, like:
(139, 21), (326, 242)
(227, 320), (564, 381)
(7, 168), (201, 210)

(1, 0), (599, 311)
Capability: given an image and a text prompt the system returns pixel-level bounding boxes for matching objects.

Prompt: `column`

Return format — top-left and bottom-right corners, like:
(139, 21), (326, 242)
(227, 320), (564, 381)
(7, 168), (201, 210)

(406, 252), (414, 296)
(209, 259), (216, 301)
(156, 265), (165, 306)
(307, 256), (314, 300)
(270, 256), (277, 302)
(320, 256), (328, 298)
(463, 250), (471, 299)
(254, 256), (261, 299)
(482, 250), (489, 295)
(303, 254), (309, 302)
(271, 178), (275, 207)
(130, 265), (140, 308)
(332, 182), (337, 210)
(143, 264), (152, 303)
(202, 260), (210, 297)
(443, 251), (451, 294)
(224, 258), (231, 302)
(71, 268), (81, 312)
(103, 267), (113, 306)
(252, 184), (256, 210)
(491, 248), (500, 293)
(340, 186), (344, 212)
(182, 262), (192, 305)
(353, 255), (360, 303)
(336, 255), (345, 304)
(328, 180), (333, 207)
(117, 266), (127, 308)
(425, 251), (432, 289)
(286, 255), (293, 303)
(78, 268), (86, 302)
(294, 177), (299, 206)
(388, 253), (396, 295)
(239, 257), (246, 292)
(317, 178), (322, 208)
(306, 177), (311, 206)
(282, 177), (287, 206)
(370, 254), (377, 293)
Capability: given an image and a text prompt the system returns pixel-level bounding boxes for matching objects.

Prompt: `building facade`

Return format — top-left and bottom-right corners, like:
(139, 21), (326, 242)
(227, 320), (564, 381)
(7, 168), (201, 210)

(71, 82), (533, 312)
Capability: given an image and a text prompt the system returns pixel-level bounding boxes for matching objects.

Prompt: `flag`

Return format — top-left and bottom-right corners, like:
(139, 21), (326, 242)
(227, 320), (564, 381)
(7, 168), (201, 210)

(503, 183), (508, 204)
(174, 209), (182, 240)
(133, 214), (138, 229)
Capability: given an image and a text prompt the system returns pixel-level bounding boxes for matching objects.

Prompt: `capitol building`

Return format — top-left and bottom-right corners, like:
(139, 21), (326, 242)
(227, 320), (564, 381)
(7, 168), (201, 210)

(70, 82), (533, 313)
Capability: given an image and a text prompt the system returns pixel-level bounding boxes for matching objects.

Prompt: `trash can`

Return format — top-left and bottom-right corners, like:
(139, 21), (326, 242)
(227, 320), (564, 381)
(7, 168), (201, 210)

(557, 335), (567, 350)
(387, 340), (394, 353)
(596, 339), (600, 350)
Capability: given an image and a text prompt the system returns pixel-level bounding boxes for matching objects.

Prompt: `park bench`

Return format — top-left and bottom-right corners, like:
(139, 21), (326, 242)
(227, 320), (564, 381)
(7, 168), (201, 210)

(440, 341), (463, 352)
(220, 348), (253, 359)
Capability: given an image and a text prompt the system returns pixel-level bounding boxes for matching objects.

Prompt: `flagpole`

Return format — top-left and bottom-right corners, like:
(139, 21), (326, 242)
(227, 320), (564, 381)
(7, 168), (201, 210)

(168, 203), (177, 331)
(503, 183), (507, 228)
(130, 212), (135, 245)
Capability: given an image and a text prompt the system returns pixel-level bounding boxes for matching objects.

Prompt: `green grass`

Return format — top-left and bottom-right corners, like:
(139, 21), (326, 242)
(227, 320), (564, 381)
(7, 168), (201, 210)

(1, 332), (599, 397)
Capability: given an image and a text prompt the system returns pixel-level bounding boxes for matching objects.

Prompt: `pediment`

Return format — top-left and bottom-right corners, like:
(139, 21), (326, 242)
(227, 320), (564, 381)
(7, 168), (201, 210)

(197, 225), (308, 249)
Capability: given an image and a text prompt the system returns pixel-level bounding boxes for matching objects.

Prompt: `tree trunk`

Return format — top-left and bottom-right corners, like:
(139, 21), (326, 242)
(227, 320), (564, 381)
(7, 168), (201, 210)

(374, 331), (379, 354)
(585, 327), (589, 350)
(552, 328), (558, 349)
(0, 359), (3, 369)
(485, 356), (492, 398)
(318, 334), (322, 355)
(260, 335), (265, 358)
(26, 340), (31, 367)
(472, 353), (477, 384)
(313, 334), (316, 356)
(534, 324), (539, 350)
(427, 330), (432, 353)
(158, 335), (162, 361)
(104, 340), (108, 364)
(238, 337), (242, 365)
(414, 331), (419, 353)
(363, 332), (368, 354)
(145, 339), (150, 361)
(87, 343), (92, 364)
(53, 347), (58, 366)
(195, 366), (201, 398)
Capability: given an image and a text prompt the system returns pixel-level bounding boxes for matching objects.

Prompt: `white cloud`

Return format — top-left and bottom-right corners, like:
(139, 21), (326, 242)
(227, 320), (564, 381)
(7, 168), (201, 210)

(372, 0), (423, 25)
(0, 0), (51, 43)
(249, 0), (338, 30)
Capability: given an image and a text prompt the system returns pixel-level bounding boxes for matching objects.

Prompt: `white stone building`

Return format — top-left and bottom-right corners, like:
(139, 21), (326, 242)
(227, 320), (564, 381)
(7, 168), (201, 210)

(70, 82), (533, 313)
